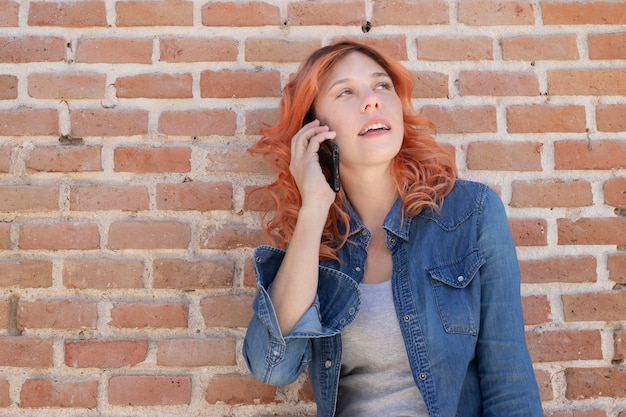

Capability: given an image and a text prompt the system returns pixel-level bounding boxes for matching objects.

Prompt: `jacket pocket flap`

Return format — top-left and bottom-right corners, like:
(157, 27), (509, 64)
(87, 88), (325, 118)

(428, 249), (485, 289)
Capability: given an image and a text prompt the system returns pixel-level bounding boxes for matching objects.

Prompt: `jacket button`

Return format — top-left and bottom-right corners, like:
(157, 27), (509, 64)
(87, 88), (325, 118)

(419, 373), (427, 380)
(348, 307), (355, 315)
(403, 315), (410, 322)
(457, 275), (465, 282)
(325, 360), (332, 369)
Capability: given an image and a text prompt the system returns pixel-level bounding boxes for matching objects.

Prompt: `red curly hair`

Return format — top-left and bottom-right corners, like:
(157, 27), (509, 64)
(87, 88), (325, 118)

(250, 40), (457, 261)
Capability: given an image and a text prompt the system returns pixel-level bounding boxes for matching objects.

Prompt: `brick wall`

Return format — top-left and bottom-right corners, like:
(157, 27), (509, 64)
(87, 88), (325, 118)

(0, 0), (625, 416)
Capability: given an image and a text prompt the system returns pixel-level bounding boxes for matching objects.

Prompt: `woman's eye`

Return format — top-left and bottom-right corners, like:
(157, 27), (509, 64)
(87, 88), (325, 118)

(376, 82), (392, 90)
(337, 89), (351, 97)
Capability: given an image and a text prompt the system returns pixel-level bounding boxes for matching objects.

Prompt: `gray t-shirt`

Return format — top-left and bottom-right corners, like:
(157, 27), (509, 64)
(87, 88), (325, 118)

(337, 279), (429, 417)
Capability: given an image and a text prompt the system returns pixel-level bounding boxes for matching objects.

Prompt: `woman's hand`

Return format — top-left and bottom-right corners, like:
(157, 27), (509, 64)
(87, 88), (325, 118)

(290, 119), (338, 211)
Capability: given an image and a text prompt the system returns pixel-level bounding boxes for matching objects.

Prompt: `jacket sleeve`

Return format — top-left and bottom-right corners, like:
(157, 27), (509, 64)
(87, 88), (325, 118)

(475, 188), (544, 416)
(242, 245), (358, 386)
(242, 245), (317, 386)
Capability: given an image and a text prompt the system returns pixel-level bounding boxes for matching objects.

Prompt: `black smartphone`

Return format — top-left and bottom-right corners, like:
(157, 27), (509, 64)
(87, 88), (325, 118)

(318, 140), (340, 192)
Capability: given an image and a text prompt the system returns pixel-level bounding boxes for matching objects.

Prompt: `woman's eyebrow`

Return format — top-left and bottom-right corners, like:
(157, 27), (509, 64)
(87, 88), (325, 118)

(327, 72), (391, 90)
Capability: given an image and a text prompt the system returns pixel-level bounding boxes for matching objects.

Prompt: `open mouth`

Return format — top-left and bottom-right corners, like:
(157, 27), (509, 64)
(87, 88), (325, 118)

(358, 123), (390, 136)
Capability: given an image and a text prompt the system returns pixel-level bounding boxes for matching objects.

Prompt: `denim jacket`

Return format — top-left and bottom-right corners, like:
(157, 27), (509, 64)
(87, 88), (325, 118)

(243, 180), (544, 417)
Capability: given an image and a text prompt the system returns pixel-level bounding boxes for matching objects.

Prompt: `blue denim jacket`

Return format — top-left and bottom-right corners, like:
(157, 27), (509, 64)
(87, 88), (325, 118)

(243, 180), (544, 417)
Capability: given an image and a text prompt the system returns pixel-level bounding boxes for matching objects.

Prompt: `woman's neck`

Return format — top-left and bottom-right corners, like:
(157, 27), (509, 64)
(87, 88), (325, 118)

(341, 165), (398, 230)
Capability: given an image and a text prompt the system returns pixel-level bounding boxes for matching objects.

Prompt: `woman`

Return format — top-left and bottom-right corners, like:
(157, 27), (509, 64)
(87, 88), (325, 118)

(243, 41), (543, 417)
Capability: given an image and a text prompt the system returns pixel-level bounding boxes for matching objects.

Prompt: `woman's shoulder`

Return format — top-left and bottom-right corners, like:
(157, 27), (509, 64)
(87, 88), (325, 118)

(418, 179), (501, 229)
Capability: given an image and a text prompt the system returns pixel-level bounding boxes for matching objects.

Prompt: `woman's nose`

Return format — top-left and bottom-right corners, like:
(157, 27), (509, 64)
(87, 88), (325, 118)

(361, 89), (380, 112)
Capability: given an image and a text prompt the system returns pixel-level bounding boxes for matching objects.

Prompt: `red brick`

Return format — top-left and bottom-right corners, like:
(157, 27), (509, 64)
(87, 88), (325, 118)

(243, 258), (256, 288)
(244, 107), (279, 136)
(546, 411), (606, 417)
(417, 37), (492, 61)
(63, 259), (144, 289)
(519, 256), (597, 284)
(543, 2), (626, 25)
(201, 1), (280, 26)
(420, 105), (497, 134)
(110, 302), (188, 328)
(28, 1), (106, 27)
(28, 72), (106, 99)
(555, 140), (626, 170)
(205, 374), (276, 405)
(0, 378), (7, 407)
(615, 329), (626, 361)
(0, 338), (53, 367)
(534, 370), (553, 402)
(160, 37), (238, 62)
(458, 0), (534, 25)
(288, 1), (365, 26)
(114, 147), (190, 173)
(153, 259), (234, 290)
(200, 294), (254, 328)
(502, 35), (579, 61)
(0, 186), (58, 212)
(558, 217), (626, 246)
(298, 377), (314, 402)
(69, 185), (149, 211)
(459, 71), (538, 96)
(65, 340), (148, 368)
(509, 218), (548, 246)
(604, 178), (626, 208)
(206, 146), (271, 173)
(115, 73), (192, 98)
(412, 71), (449, 98)
(156, 337), (236, 366)
(156, 181), (232, 211)
(0, 261), (53, 288)
(71, 109), (149, 137)
(158, 109), (236, 136)
(507, 104), (586, 133)
(109, 375), (191, 406)
(245, 38), (321, 63)
(20, 379), (97, 408)
(565, 367), (626, 399)
(199, 223), (264, 250)
(0, 301), (6, 329)
(373, 0), (448, 25)
(589, 32), (626, 60)
(0, 74), (17, 99)
(108, 221), (191, 249)
(200, 69), (281, 98)
(0, 223), (9, 250)
(19, 223), (100, 250)
(27, 146), (102, 173)
(608, 254), (626, 284)
(0, 36), (65, 63)
(18, 300), (97, 329)
(522, 295), (551, 325)
(331, 36), (408, 61)
(0, 108), (58, 136)
(0, 1), (18, 27)
(510, 180), (592, 208)
(548, 70), (626, 95)
(597, 104), (626, 132)
(526, 330), (602, 362)
(76, 38), (153, 64)
(116, 0), (193, 26)
(244, 185), (273, 212)
(466, 142), (542, 171)
(563, 292), (626, 322)
(0, 147), (10, 172)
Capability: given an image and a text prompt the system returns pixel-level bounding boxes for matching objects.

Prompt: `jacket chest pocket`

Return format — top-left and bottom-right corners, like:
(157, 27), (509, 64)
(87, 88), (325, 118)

(427, 249), (484, 335)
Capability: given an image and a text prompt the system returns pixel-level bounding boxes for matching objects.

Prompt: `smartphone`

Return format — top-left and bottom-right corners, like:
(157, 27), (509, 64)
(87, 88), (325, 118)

(318, 140), (340, 192)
